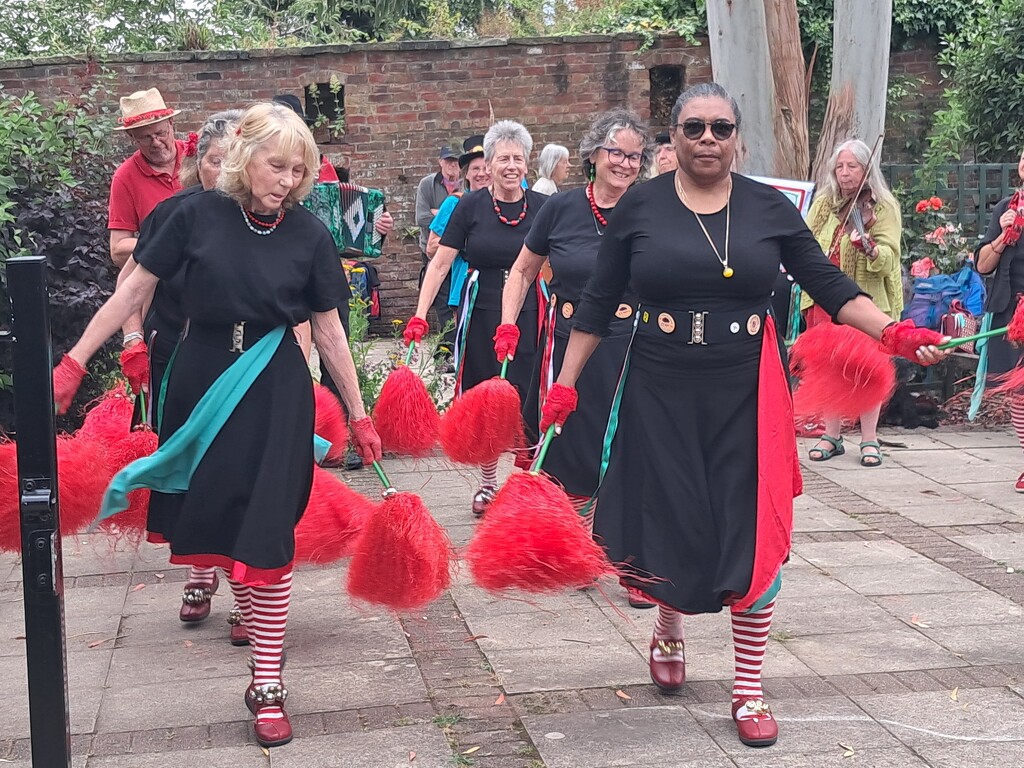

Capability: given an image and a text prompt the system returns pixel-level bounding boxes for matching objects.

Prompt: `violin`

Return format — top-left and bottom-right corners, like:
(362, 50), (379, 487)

(837, 189), (878, 259)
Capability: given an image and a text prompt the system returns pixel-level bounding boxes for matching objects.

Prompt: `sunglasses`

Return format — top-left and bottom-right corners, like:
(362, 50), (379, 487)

(676, 119), (736, 141)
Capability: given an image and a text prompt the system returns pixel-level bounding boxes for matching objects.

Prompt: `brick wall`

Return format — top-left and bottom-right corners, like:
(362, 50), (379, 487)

(0, 35), (942, 326)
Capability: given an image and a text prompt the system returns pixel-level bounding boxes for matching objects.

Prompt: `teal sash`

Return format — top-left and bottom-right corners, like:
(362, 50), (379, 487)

(968, 312), (994, 421)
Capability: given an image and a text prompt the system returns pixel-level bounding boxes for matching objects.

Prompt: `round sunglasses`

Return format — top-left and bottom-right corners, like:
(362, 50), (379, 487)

(676, 119), (736, 141)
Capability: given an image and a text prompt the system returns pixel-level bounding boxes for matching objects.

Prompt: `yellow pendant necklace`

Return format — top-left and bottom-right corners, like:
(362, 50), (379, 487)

(675, 173), (734, 278)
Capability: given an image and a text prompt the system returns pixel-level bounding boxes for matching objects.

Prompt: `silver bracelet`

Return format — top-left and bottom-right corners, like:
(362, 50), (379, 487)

(122, 332), (144, 345)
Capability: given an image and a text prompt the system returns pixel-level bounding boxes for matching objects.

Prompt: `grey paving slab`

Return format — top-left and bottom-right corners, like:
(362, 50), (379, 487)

(268, 726), (452, 768)
(7, 649), (110, 738)
(96, 672), (255, 732)
(933, 430), (1017, 449)
(797, 540), (928, 568)
(7, 758), (87, 768)
(731, 746), (931, 767)
(106, 640), (249, 687)
(64, 586), (129, 652)
(948, 533), (1024, 568)
(772, 564), (860, 597)
(86, 746), (268, 767)
(60, 535), (138, 578)
(870, 591), (1024, 628)
(465, 604), (626, 651)
(792, 497), (870, 532)
(686, 695), (903, 757)
(448, 581), (597, 618)
(281, 660), (427, 715)
(522, 707), (731, 768)
(921, 623), (1024, 666)
(891, 450), (1006, 485)
(784, 626), (967, 675)
(826, 562), (986, 596)
(852, 688), (1024, 748)
(117, 599), (235, 648)
(889, 499), (1016, 527)
(964, 445), (1024, 467)
(772, 592), (909, 637)
(917, 743), (1024, 768)
(489, 642), (649, 694)
(949, 481), (1024, 516)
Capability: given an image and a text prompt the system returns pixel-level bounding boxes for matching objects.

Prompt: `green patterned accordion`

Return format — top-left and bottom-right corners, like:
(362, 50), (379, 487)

(302, 182), (387, 259)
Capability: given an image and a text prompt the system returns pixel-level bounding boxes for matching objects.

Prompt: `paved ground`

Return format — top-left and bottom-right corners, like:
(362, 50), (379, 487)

(2, 427), (1023, 767)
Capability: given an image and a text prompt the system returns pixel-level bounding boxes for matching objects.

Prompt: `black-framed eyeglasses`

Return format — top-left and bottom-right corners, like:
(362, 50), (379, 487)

(598, 146), (643, 168)
(676, 119), (736, 141)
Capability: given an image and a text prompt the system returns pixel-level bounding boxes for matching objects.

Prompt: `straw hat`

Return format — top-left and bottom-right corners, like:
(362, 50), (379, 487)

(114, 88), (181, 131)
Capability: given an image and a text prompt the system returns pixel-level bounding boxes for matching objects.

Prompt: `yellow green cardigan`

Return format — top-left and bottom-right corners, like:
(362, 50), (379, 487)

(801, 195), (904, 321)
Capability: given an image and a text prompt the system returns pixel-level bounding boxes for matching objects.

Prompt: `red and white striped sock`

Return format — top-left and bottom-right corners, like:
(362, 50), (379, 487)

(480, 460), (498, 490)
(227, 577), (253, 644)
(731, 600), (775, 703)
(654, 605), (683, 641)
(566, 494), (595, 534)
(1011, 394), (1024, 453)
(249, 571), (292, 726)
(187, 566), (217, 587)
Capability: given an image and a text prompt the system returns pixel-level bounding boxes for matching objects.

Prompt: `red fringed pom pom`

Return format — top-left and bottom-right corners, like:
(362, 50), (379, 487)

(56, 436), (112, 536)
(314, 383), (349, 464)
(464, 472), (613, 593)
(790, 323), (896, 422)
(0, 442), (21, 553)
(346, 491), (453, 610)
(98, 428), (159, 540)
(440, 377), (524, 466)
(1006, 295), (1024, 345)
(373, 366), (441, 458)
(294, 466), (377, 565)
(78, 387), (134, 444)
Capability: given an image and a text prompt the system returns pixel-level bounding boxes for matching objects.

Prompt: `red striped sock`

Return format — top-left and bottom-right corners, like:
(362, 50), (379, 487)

(480, 460), (498, 490)
(654, 605), (683, 641)
(187, 566), (217, 587)
(731, 600), (775, 703)
(227, 577), (253, 644)
(249, 571), (292, 725)
(1011, 395), (1024, 452)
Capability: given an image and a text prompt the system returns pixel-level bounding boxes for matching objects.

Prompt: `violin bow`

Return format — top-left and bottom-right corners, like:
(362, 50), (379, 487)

(836, 133), (885, 235)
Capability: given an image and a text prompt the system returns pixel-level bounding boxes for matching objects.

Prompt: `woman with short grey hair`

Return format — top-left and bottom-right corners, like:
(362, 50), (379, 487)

(404, 119), (550, 516)
(179, 109), (243, 188)
(534, 143), (569, 195)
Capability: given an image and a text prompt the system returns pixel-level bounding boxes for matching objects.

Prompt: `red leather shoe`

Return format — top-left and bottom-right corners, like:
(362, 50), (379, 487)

(245, 682), (292, 748)
(732, 696), (778, 747)
(627, 587), (656, 609)
(227, 607), (249, 646)
(179, 573), (219, 623)
(472, 486), (496, 517)
(648, 634), (685, 693)
(1015, 472), (1024, 494)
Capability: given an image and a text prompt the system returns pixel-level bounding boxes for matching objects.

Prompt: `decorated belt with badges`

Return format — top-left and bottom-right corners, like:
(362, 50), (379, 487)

(637, 304), (768, 345)
(556, 297), (635, 322)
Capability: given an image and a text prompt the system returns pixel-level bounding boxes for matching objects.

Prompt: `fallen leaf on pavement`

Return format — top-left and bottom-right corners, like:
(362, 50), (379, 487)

(839, 742), (855, 758)
(464, 635), (488, 642)
(615, 690), (632, 701)
(260, 746), (270, 757)
(462, 746), (480, 755)
(131, 583), (145, 592)
(909, 614), (931, 628)
(919, 489), (940, 496)
(409, 751), (416, 761)
(950, 687), (959, 702)
(155, 573), (165, 579)
(493, 693), (505, 706)
(183, 640), (193, 648)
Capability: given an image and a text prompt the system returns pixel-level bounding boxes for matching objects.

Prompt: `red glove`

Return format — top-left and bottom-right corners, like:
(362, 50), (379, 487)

(53, 355), (87, 415)
(119, 342), (150, 394)
(350, 416), (383, 466)
(880, 320), (945, 363)
(493, 323), (520, 362)
(540, 383), (579, 433)
(403, 317), (429, 347)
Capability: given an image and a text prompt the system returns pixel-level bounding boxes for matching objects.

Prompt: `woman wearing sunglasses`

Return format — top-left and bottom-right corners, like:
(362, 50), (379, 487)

(538, 82), (948, 748)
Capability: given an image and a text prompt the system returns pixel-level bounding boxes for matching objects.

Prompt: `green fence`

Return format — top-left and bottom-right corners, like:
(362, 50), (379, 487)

(882, 163), (1018, 238)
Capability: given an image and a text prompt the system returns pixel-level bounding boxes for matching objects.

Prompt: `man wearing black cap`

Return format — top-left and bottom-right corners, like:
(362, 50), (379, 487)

(653, 131), (679, 177)
(415, 146), (462, 358)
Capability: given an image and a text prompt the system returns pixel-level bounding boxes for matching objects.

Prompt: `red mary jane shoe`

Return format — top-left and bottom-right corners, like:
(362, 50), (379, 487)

(179, 573), (219, 623)
(245, 681), (292, 748)
(732, 696), (778, 747)
(648, 634), (685, 693)
(472, 486), (496, 517)
(227, 607), (249, 646)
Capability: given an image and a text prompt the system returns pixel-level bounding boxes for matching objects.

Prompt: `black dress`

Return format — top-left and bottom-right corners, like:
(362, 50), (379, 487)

(521, 187), (635, 496)
(134, 190), (346, 583)
(439, 187), (548, 395)
(572, 173), (862, 613)
(977, 196), (1024, 376)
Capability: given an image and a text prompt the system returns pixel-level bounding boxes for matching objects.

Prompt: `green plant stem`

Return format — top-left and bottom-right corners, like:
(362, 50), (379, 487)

(530, 426), (557, 474)
(938, 324), (1009, 350)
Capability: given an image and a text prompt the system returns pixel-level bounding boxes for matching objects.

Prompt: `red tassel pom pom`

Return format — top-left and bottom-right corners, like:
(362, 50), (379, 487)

(78, 387), (134, 444)
(346, 491), (453, 610)
(373, 366), (440, 458)
(314, 383), (349, 465)
(56, 436), (113, 536)
(294, 466), (377, 565)
(790, 323), (896, 422)
(440, 377), (524, 466)
(464, 472), (613, 593)
(0, 442), (20, 553)
(1006, 295), (1024, 345)
(98, 428), (159, 540)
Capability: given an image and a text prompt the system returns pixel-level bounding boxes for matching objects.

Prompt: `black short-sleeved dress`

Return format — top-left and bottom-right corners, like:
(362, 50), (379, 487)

(573, 173), (862, 613)
(977, 196), (1024, 376)
(439, 187), (548, 395)
(521, 187), (636, 496)
(134, 190), (346, 583)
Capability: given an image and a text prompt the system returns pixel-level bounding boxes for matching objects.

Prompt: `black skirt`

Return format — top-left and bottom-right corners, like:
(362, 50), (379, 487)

(147, 328), (314, 581)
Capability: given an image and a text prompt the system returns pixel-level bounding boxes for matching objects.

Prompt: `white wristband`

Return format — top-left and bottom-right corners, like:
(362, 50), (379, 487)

(122, 332), (144, 345)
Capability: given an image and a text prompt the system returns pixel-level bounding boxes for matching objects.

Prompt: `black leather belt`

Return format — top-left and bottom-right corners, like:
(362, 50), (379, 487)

(638, 305), (768, 345)
(184, 321), (277, 354)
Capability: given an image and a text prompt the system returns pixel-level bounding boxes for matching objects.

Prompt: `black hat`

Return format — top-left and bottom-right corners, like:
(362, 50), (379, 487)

(272, 94), (314, 126)
(459, 134), (485, 169)
(655, 132), (672, 146)
(438, 146), (458, 160)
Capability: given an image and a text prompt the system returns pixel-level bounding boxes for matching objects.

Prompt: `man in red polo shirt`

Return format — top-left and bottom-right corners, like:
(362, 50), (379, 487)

(108, 88), (185, 267)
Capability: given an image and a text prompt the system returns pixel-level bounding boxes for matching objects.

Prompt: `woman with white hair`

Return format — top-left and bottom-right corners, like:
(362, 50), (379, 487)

(51, 102), (382, 748)
(533, 142), (570, 195)
(803, 138), (904, 467)
(405, 120), (549, 515)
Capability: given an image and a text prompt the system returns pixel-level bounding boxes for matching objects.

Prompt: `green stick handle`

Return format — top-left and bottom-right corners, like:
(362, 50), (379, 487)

(500, 358), (509, 379)
(404, 341), (415, 366)
(137, 387), (149, 427)
(937, 325), (1008, 350)
(530, 426), (557, 474)
(371, 460), (392, 490)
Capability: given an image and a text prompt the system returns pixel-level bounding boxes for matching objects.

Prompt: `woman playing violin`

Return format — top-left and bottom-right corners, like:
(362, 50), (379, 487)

(803, 138), (905, 467)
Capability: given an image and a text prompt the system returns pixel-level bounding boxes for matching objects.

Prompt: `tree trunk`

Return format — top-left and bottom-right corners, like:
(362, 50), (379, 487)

(811, 0), (893, 186)
(764, 0), (809, 179)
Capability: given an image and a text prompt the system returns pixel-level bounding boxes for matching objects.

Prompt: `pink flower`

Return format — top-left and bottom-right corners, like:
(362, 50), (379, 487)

(910, 258), (937, 278)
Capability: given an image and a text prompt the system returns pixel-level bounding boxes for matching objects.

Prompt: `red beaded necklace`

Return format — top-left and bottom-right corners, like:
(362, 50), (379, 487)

(244, 207), (285, 228)
(586, 183), (608, 228)
(491, 189), (528, 227)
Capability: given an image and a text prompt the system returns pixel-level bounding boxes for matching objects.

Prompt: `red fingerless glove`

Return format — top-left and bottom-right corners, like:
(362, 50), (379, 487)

(119, 342), (150, 394)
(53, 355), (87, 415)
(350, 416), (383, 466)
(880, 320), (945, 363)
(492, 323), (520, 362)
(403, 317), (429, 347)
(540, 383), (579, 433)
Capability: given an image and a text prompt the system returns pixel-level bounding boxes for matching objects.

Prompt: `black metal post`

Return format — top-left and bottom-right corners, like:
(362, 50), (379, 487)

(8, 255), (72, 768)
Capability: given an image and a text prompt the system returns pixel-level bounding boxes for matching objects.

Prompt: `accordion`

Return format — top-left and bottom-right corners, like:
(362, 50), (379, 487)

(303, 182), (387, 259)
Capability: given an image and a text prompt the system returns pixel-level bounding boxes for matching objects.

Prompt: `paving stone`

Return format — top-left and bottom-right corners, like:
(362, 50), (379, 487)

(918, 743), (1024, 768)
(7, 649), (109, 739)
(772, 593), (905, 637)
(949, 481), (1024, 516)
(269, 725), (452, 767)
(87, 746), (268, 767)
(784, 626), (967, 676)
(826, 562), (985, 596)
(488, 642), (648, 694)
(948, 533), (1024, 569)
(796, 540), (928, 568)
(890, 500), (1015, 527)
(792, 497), (870, 532)
(892, 450), (1006, 486)
(465, 604), (629, 651)
(933, 430), (1017, 449)
(731, 746), (931, 767)
(870, 591), (1024, 628)
(920, 624), (1024, 666)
